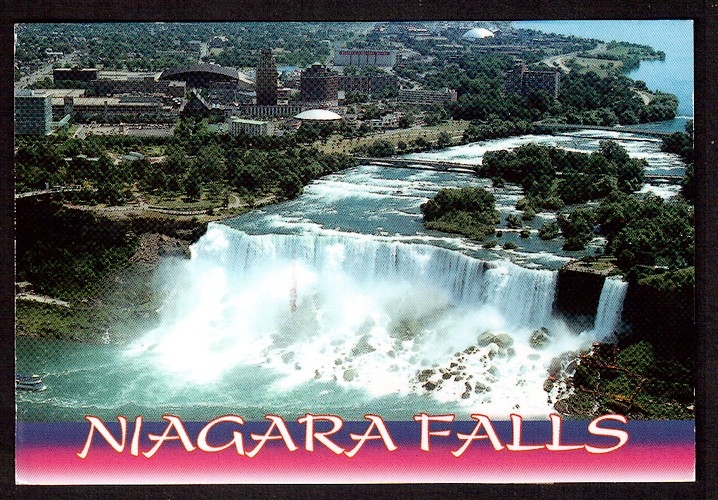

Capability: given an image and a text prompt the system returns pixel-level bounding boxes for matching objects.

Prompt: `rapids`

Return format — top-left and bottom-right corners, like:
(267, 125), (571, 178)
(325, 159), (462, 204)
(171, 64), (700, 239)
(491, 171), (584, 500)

(122, 225), (625, 417)
(18, 130), (668, 421)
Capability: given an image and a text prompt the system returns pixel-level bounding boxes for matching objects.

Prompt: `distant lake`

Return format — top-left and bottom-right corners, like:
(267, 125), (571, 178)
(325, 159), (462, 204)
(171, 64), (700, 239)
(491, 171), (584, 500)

(514, 20), (694, 117)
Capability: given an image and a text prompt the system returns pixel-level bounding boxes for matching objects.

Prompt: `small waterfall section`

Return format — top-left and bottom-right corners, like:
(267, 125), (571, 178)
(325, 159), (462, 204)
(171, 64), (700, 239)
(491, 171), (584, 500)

(126, 223), (576, 416)
(590, 277), (629, 341)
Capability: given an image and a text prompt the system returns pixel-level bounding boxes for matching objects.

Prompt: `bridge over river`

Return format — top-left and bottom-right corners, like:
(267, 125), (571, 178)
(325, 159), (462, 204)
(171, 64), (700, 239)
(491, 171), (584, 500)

(533, 122), (676, 140)
(356, 156), (683, 184)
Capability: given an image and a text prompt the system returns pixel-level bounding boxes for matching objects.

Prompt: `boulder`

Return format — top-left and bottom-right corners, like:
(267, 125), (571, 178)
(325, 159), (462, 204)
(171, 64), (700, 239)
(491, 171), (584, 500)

(543, 378), (555, 393)
(494, 333), (514, 348)
(351, 335), (376, 356)
(530, 327), (553, 349)
(474, 382), (491, 393)
(416, 369), (435, 383)
(548, 357), (563, 377)
(477, 332), (496, 346)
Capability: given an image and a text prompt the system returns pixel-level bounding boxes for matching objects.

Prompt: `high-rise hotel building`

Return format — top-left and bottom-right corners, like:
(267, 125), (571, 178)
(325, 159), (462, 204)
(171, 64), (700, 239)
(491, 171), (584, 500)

(255, 49), (278, 106)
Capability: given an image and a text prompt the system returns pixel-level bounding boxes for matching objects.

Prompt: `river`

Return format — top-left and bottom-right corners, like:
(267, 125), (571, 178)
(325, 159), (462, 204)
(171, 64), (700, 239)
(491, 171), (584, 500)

(514, 20), (694, 122)
(16, 130), (686, 422)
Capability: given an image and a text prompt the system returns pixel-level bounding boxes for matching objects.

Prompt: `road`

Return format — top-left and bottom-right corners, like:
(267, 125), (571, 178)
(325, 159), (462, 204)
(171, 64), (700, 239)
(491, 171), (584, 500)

(541, 43), (606, 73)
(15, 51), (78, 90)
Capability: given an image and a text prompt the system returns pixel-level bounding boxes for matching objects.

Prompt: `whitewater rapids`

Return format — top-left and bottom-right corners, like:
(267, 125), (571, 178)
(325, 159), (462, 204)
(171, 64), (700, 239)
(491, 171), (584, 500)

(125, 223), (626, 418)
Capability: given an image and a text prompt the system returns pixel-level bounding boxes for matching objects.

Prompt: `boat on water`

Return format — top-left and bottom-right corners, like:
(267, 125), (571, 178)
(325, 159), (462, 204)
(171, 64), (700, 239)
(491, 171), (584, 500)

(16, 373), (46, 391)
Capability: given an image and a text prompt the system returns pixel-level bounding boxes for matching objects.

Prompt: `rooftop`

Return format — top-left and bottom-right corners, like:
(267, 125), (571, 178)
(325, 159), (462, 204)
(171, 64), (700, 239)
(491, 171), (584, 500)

(294, 109), (342, 121)
(229, 117), (269, 125)
(159, 64), (240, 81)
(462, 28), (495, 39)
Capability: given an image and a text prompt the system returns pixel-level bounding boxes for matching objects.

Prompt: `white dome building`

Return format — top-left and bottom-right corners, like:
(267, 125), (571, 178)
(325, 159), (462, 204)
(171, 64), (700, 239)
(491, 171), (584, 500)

(462, 28), (495, 39)
(294, 109), (343, 121)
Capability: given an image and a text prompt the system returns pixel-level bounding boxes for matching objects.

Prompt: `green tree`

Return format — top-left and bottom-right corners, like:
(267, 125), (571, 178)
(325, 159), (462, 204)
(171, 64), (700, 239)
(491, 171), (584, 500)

(505, 214), (523, 229)
(557, 208), (595, 250)
(183, 171), (202, 201)
(436, 131), (452, 149)
(421, 187), (499, 241)
(365, 139), (395, 157)
(538, 221), (560, 240)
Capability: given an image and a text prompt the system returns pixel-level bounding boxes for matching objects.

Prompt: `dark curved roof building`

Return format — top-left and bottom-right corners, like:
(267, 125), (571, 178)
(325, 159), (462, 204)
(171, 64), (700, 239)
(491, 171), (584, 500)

(159, 64), (240, 87)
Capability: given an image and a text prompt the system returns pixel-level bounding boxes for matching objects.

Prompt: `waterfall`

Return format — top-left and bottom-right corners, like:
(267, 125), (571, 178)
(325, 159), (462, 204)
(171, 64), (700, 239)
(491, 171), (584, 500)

(193, 223), (558, 329)
(125, 222), (571, 416)
(591, 277), (629, 341)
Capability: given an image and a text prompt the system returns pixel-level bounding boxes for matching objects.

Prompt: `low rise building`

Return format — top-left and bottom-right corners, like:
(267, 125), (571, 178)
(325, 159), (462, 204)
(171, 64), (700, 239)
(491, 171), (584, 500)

(91, 78), (186, 98)
(338, 74), (398, 96)
(224, 104), (305, 118)
(333, 48), (398, 67)
(53, 67), (99, 82)
(227, 116), (274, 137)
(53, 96), (167, 119)
(370, 111), (402, 129)
(397, 87), (457, 106)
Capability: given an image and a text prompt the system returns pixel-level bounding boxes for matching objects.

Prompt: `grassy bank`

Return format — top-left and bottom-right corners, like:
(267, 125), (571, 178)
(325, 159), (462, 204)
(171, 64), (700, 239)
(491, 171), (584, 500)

(312, 121), (471, 155)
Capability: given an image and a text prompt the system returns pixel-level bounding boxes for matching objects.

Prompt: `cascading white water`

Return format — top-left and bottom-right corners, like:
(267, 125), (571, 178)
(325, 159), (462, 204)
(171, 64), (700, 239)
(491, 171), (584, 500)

(124, 223), (605, 417)
(590, 277), (629, 341)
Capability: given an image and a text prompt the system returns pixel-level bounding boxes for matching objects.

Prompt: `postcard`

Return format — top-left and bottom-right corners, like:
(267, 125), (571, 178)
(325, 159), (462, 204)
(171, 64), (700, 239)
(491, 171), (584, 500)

(14, 19), (695, 484)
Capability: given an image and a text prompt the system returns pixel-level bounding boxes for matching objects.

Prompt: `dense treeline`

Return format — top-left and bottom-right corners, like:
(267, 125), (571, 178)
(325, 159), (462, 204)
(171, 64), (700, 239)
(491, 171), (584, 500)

(559, 73), (677, 125)
(595, 191), (694, 272)
(352, 134), (451, 158)
(661, 120), (694, 202)
(428, 51), (677, 126)
(15, 118), (357, 205)
(16, 199), (139, 299)
(544, 190), (694, 272)
(15, 22), (350, 73)
(480, 140), (645, 210)
(421, 187), (499, 241)
(462, 118), (534, 142)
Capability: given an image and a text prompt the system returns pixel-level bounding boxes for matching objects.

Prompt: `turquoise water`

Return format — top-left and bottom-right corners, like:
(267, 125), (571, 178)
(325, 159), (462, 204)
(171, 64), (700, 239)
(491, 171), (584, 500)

(16, 130), (685, 422)
(514, 20), (694, 117)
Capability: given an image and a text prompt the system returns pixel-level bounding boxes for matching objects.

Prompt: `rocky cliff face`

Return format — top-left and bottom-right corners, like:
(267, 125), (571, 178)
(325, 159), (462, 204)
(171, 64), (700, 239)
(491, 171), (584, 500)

(554, 267), (606, 329)
(621, 278), (695, 359)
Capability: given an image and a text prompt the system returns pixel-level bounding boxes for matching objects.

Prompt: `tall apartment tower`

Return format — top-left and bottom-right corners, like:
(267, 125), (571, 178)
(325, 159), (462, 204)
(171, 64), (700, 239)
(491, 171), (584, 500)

(300, 63), (339, 105)
(255, 49), (278, 106)
(14, 90), (52, 135)
(504, 59), (561, 99)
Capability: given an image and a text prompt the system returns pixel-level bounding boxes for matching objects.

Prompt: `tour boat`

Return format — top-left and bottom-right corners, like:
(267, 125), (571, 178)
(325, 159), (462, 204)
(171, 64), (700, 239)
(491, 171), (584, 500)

(16, 373), (46, 391)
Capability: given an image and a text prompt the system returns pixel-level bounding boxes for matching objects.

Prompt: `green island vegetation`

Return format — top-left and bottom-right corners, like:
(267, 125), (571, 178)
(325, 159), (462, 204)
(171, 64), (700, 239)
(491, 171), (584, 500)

(420, 187), (499, 241)
(661, 120), (694, 202)
(420, 136), (694, 419)
(421, 139), (693, 275)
